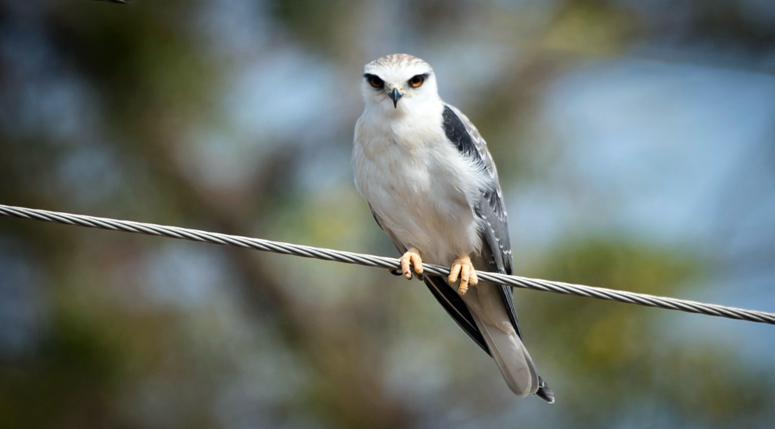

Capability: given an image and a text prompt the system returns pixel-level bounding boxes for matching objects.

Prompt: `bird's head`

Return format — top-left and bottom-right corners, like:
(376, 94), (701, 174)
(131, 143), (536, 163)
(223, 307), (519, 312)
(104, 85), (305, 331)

(361, 54), (439, 114)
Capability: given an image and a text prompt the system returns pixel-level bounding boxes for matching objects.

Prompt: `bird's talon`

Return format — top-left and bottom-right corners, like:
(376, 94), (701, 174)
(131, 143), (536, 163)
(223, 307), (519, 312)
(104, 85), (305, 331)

(399, 247), (423, 281)
(449, 256), (477, 295)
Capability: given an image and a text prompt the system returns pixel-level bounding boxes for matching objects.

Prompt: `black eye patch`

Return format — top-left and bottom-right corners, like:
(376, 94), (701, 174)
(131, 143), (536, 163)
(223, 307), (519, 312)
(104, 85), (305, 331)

(364, 73), (384, 89)
(408, 73), (429, 88)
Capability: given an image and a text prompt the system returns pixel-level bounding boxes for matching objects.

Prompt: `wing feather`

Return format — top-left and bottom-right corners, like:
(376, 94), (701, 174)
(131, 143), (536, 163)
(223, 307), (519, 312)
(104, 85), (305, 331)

(443, 105), (554, 403)
(441, 105), (523, 338)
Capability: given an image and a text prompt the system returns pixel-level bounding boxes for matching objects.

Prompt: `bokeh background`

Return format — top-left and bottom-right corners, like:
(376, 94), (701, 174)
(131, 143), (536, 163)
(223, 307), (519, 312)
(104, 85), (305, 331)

(0, 0), (773, 428)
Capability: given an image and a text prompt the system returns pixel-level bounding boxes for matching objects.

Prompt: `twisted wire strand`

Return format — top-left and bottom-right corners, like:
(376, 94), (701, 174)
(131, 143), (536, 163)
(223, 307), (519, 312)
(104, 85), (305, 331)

(1, 203), (773, 325)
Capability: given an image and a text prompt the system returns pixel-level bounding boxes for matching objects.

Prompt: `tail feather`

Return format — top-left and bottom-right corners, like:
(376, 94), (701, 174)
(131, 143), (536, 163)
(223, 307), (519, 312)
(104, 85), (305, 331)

(536, 376), (555, 403)
(470, 310), (538, 397)
(461, 282), (553, 402)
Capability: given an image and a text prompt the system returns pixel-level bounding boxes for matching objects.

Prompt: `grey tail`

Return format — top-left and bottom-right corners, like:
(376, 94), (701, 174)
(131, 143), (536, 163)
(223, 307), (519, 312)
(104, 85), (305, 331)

(536, 376), (555, 404)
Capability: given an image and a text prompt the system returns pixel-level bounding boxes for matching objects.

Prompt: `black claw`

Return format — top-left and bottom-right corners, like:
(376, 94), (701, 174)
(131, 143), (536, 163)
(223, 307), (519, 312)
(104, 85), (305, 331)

(389, 268), (403, 276)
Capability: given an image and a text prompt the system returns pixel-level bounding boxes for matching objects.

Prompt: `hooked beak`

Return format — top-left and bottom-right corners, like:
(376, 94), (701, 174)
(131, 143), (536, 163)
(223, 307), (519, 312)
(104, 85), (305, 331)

(388, 87), (403, 108)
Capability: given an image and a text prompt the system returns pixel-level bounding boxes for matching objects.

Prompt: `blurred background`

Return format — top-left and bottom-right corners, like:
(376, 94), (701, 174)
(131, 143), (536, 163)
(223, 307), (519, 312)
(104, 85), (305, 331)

(0, 0), (773, 428)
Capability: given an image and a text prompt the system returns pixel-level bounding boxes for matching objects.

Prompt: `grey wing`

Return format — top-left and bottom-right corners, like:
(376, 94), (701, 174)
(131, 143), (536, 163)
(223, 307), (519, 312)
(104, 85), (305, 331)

(368, 204), (491, 353)
(441, 104), (524, 339)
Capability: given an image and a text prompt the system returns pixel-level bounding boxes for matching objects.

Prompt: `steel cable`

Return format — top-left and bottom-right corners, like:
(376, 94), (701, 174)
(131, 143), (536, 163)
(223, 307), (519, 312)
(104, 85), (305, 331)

(1, 204), (772, 325)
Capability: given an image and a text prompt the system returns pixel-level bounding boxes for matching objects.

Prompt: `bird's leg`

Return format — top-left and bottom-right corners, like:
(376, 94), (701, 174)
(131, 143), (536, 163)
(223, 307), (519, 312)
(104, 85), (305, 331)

(396, 247), (423, 280)
(449, 255), (478, 295)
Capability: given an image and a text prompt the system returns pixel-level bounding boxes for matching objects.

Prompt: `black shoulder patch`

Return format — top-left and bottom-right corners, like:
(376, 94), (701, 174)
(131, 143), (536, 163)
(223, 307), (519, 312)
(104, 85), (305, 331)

(442, 106), (483, 164)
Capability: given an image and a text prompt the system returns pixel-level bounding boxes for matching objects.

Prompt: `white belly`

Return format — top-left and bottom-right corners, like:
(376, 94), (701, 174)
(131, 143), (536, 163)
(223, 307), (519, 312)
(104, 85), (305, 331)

(353, 134), (484, 265)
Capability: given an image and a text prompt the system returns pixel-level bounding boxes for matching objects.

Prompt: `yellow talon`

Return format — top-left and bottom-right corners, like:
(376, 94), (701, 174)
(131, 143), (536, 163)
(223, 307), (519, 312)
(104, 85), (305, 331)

(399, 247), (423, 280)
(449, 255), (478, 295)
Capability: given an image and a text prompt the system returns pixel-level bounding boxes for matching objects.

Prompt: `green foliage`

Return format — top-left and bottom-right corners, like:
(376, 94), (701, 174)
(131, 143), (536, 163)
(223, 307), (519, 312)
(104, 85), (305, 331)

(524, 237), (773, 427)
(0, 308), (124, 428)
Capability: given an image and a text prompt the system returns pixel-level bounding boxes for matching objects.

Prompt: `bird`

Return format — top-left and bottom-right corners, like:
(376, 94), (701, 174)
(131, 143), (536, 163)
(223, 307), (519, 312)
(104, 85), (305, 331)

(352, 53), (553, 402)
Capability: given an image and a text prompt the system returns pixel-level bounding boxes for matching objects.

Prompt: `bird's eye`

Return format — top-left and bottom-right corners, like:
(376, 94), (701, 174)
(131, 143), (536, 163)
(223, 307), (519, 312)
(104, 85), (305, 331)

(408, 74), (425, 88)
(367, 75), (384, 89)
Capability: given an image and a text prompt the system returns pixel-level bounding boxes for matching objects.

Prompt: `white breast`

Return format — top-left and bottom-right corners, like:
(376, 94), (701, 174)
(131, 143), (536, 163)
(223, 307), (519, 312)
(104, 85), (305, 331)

(353, 104), (487, 265)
